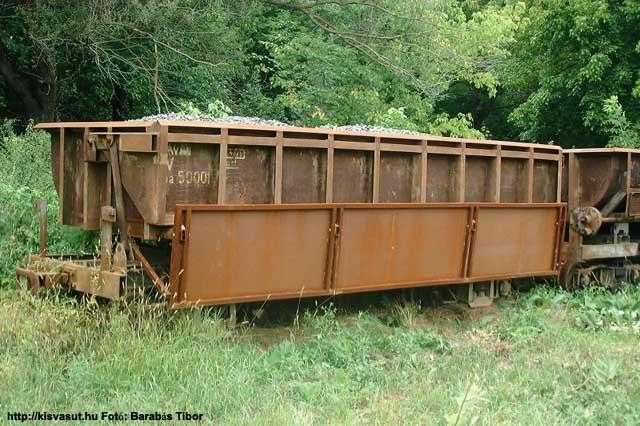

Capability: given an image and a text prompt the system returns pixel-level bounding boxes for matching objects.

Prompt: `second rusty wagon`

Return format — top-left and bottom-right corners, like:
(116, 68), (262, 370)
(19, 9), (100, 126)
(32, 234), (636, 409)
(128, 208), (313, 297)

(19, 119), (566, 308)
(561, 148), (640, 287)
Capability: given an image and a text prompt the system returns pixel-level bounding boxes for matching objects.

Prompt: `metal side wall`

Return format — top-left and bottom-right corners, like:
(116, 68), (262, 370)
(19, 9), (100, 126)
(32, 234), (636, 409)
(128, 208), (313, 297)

(168, 203), (565, 308)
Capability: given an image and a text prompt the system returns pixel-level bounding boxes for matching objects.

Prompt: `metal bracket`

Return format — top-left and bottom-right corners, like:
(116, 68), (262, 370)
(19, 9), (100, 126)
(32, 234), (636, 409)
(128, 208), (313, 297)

(467, 281), (495, 308)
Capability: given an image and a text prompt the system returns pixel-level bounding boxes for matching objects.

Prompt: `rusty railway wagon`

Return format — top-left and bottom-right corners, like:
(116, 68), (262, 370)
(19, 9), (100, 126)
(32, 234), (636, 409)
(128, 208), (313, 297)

(561, 148), (640, 287)
(16, 120), (566, 309)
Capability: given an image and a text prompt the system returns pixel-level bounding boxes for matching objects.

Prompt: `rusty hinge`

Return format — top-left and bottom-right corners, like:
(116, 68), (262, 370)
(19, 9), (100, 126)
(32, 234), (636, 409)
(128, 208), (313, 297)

(179, 224), (187, 242)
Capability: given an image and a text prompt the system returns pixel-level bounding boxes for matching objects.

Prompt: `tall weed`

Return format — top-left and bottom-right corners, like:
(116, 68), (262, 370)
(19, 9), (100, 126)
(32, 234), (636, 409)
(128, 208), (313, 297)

(0, 121), (94, 286)
(518, 284), (640, 332)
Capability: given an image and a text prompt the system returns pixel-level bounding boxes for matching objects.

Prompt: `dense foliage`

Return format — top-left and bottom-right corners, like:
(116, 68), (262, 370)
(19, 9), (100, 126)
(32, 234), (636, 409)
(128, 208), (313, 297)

(0, 122), (95, 284)
(499, 0), (640, 147)
(2, 0), (635, 146)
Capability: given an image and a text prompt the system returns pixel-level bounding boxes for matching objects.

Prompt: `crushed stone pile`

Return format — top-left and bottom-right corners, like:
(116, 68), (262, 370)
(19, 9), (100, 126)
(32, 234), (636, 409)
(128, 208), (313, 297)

(134, 113), (423, 135)
(134, 113), (292, 127)
(320, 123), (421, 135)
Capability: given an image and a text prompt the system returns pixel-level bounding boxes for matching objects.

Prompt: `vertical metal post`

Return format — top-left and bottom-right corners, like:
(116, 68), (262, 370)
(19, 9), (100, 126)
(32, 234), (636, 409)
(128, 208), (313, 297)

(561, 153), (581, 287)
(373, 137), (381, 202)
(218, 128), (229, 204)
(108, 135), (130, 259)
(228, 303), (237, 327)
(324, 207), (338, 291)
(330, 207), (344, 292)
(156, 124), (170, 222)
(556, 153), (563, 203)
(458, 143), (466, 202)
(326, 134), (334, 203)
(275, 130), (283, 204)
(100, 206), (115, 271)
(527, 147), (534, 203)
(420, 140), (428, 203)
(494, 146), (501, 202)
(462, 206), (478, 278)
(36, 199), (47, 256)
(82, 128), (91, 228)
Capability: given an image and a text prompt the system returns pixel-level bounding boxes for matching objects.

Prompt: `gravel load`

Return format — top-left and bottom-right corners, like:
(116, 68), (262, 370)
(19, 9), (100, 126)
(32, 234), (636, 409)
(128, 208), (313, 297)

(134, 113), (422, 135)
(134, 113), (292, 127)
(320, 123), (422, 135)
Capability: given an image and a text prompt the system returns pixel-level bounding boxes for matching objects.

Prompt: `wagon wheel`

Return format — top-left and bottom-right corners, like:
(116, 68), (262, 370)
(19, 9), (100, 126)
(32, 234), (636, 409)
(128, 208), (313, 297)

(559, 262), (579, 291)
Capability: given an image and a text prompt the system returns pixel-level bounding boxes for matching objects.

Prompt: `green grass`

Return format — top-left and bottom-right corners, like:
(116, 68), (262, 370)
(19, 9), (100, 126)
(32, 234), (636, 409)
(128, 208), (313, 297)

(1, 285), (639, 425)
(3, 122), (639, 424)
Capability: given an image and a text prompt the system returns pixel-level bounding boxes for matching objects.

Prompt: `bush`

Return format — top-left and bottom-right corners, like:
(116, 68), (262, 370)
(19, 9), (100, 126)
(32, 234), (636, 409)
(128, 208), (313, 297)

(0, 121), (95, 286)
(603, 96), (640, 148)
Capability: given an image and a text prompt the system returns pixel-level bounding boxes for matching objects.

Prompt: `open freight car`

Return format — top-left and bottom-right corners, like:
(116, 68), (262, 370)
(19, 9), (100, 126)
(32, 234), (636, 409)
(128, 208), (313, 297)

(16, 119), (565, 308)
(561, 148), (640, 287)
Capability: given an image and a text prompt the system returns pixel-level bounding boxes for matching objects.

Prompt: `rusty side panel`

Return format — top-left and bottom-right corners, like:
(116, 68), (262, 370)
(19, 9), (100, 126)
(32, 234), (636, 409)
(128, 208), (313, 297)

(169, 203), (564, 307)
(332, 150), (373, 203)
(575, 153), (626, 208)
(379, 152), (420, 202)
(631, 154), (640, 187)
(282, 147), (327, 203)
(334, 208), (468, 290)
(465, 156), (496, 202)
(628, 193), (640, 216)
(176, 208), (331, 303)
(165, 143), (219, 211)
(62, 129), (85, 225)
(120, 152), (163, 224)
(83, 162), (110, 229)
(225, 145), (274, 204)
(500, 158), (528, 203)
(533, 160), (558, 203)
(41, 122), (564, 246)
(469, 208), (558, 277)
(426, 155), (458, 202)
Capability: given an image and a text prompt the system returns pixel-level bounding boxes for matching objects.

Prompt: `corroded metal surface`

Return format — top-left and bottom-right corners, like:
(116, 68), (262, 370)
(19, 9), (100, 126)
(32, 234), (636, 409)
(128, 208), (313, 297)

(31, 120), (565, 306)
(576, 154), (625, 209)
(571, 207), (603, 236)
(561, 149), (640, 287)
(36, 120), (563, 237)
(168, 203), (564, 307)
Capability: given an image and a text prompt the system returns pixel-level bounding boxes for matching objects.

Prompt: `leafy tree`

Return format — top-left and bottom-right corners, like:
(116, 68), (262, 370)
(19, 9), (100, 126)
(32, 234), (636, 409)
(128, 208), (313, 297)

(499, 0), (640, 147)
(248, 0), (519, 134)
(0, 0), (245, 121)
(1, 0), (520, 138)
(602, 95), (640, 147)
